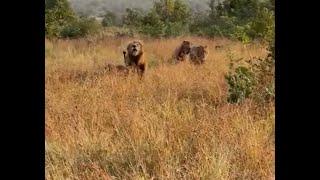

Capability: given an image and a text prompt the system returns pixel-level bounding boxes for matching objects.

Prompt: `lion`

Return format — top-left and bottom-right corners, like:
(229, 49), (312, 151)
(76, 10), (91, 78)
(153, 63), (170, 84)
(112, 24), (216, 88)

(105, 63), (129, 76)
(123, 40), (146, 77)
(189, 45), (208, 65)
(173, 40), (192, 62)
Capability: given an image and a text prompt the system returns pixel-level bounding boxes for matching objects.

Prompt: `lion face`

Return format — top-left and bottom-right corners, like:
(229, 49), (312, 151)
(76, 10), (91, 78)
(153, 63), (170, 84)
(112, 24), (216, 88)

(181, 40), (191, 54)
(127, 41), (143, 56)
(190, 45), (208, 64)
(197, 45), (208, 60)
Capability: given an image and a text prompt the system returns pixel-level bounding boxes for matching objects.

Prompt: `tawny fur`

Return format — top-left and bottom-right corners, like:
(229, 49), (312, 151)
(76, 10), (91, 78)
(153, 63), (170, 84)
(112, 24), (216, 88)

(189, 45), (208, 65)
(105, 63), (130, 76)
(173, 40), (192, 62)
(123, 40), (146, 77)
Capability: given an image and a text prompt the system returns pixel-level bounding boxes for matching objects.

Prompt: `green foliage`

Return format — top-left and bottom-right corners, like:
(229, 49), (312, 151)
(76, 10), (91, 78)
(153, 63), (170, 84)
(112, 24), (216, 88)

(46, 0), (274, 40)
(223, 0), (260, 20)
(140, 10), (165, 37)
(225, 66), (256, 103)
(102, 11), (116, 27)
(188, 12), (209, 36)
(60, 17), (102, 38)
(45, 0), (102, 38)
(171, 0), (191, 24)
(225, 39), (275, 104)
(154, 0), (175, 22)
(45, 0), (77, 37)
(250, 41), (275, 103)
(189, 0), (274, 42)
(164, 22), (187, 37)
(229, 24), (252, 43)
(249, 7), (275, 41)
(123, 0), (190, 37)
(123, 8), (144, 27)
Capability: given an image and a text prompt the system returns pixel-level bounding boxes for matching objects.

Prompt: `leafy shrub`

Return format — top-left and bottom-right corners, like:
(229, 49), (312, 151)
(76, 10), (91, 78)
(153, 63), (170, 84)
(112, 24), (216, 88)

(123, 0), (190, 37)
(225, 39), (275, 104)
(229, 24), (252, 43)
(164, 22), (187, 37)
(60, 17), (102, 38)
(189, 0), (274, 42)
(249, 7), (275, 41)
(225, 66), (256, 103)
(250, 43), (275, 103)
(60, 23), (82, 38)
(188, 12), (209, 36)
(101, 11), (116, 27)
(45, 0), (77, 37)
(123, 8), (144, 27)
(140, 10), (165, 37)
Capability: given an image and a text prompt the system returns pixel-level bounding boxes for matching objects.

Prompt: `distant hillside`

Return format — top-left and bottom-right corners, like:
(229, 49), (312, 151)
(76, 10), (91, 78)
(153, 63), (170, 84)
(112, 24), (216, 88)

(69, 0), (212, 17)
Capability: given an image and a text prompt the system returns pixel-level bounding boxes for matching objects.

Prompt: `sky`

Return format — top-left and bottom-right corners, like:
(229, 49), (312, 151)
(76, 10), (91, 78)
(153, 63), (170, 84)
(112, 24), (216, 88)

(68, 0), (214, 17)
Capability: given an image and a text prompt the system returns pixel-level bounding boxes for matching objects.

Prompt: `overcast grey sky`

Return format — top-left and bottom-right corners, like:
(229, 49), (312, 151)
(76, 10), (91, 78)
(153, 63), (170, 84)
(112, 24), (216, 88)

(68, 0), (213, 17)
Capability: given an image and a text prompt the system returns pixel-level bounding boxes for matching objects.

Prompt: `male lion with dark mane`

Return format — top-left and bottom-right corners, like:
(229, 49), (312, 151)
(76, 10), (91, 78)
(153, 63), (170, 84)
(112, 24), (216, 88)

(123, 40), (146, 77)
(173, 40), (191, 62)
(189, 45), (208, 65)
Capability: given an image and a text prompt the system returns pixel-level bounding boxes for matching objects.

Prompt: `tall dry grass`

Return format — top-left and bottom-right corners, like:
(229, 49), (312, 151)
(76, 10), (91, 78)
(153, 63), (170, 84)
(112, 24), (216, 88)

(45, 36), (274, 180)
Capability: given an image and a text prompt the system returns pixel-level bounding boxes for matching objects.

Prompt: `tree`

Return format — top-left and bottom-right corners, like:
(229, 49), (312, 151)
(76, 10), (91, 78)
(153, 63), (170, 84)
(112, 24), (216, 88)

(45, 0), (76, 37)
(171, 0), (190, 24)
(153, 0), (190, 24)
(141, 10), (165, 37)
(123, 8), (144, 27)
(223, 0), (260, 20)
(154, 0), (175, 22)
(102, 11), (116, 27)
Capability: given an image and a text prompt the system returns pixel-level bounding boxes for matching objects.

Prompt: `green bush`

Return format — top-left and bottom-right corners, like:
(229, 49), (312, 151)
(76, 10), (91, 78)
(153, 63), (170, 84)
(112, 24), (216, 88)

(60, 17), (102, 38)
(102, 11), (117, 27)
(225, 66), (256, 103)
(123, 8), (144, 27)
(223, 0), (260, 20)
(60, 23), (82, 38)
(164, 22), (187, 37)
(229, 24), (252, 43)
(45, 0), (102, 38)
(153, 0), (190, 37)
(46, 0), (274, 40)
(250, 44), (275, 103)
(188, 12), (209, 35)
(123, 0), (190, 37)
(189, 0), (274, 42)
(170, 0), (191, 24)
(225, 38), (275, 104)
(140, 10), (165, 37)
(249, 7), (275, 41)
(45, 0), (77, 37)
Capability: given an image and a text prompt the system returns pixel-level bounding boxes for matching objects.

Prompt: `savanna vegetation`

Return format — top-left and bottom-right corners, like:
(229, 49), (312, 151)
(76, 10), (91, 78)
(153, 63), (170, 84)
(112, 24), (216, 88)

(45, 0), (275, 179)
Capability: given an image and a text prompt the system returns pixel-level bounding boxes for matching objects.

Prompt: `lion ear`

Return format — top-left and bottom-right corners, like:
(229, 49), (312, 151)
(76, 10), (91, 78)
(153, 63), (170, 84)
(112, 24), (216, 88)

(136, 40), (143, 47)
(203, 45), (207, 49)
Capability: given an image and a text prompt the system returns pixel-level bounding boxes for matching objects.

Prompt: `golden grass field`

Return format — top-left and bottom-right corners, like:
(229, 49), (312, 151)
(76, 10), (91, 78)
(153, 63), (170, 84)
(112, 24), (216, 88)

(45, 35), (274, 180)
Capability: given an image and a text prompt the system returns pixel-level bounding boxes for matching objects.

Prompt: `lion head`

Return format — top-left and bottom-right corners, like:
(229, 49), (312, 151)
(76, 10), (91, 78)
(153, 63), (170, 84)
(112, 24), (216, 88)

(127, 40), (143, 57)
(197, 45), (208, 60)
(174, 40), (192, 62)
(190, 45), (208, 64)
(180, 40), (191, 55)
